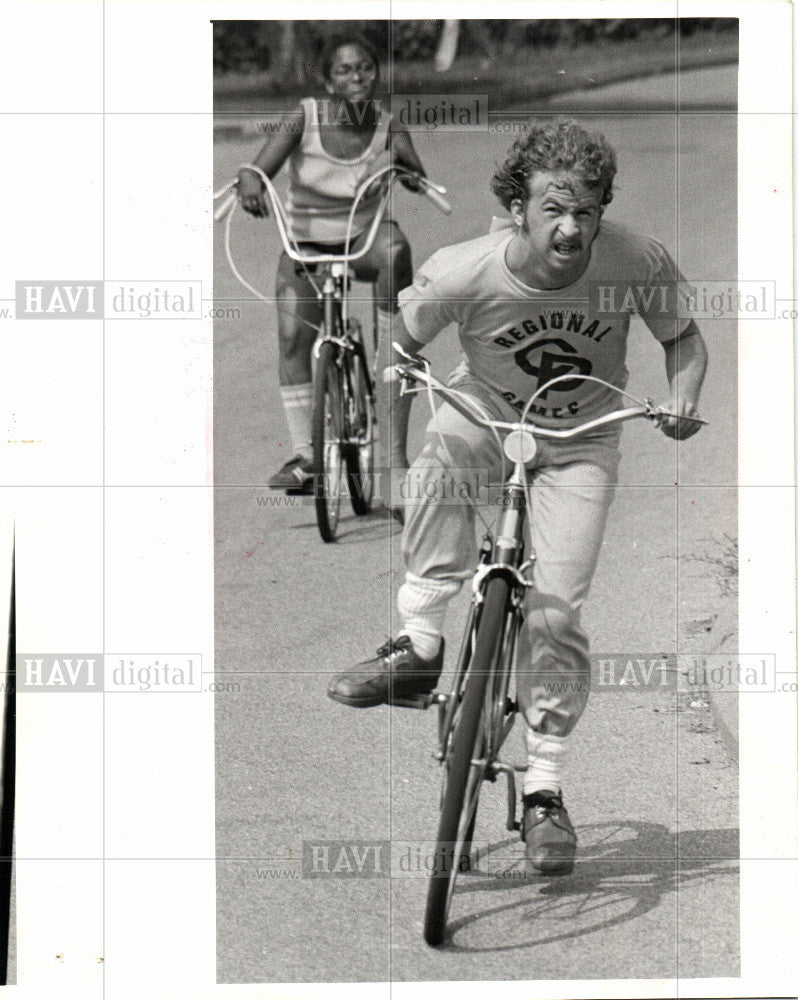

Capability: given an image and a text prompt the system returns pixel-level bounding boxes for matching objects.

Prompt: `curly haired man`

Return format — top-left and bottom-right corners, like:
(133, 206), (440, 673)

(328, 120), (707, 875)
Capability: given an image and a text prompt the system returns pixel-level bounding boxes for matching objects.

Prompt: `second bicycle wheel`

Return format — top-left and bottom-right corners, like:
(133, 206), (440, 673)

(312, 341), (346, 543)
(423, 575), (511, 947)
(344, 347), (375, 516)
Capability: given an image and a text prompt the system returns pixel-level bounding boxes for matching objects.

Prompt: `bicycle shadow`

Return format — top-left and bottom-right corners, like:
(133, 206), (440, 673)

(289, 507), (403, 545)
(441, 821), (739, 952)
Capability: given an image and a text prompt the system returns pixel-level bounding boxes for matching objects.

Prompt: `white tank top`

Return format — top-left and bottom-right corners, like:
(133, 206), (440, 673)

(285, 96), (392, 244)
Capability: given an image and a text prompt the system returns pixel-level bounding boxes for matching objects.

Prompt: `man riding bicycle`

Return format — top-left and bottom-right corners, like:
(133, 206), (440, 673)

(328, 119), (707, 877)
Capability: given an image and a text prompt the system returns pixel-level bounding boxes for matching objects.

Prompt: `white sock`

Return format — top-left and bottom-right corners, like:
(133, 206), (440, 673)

(279, 383), (313, 459)
(524, 731), (569, 796)
(397, 573), (461, 661)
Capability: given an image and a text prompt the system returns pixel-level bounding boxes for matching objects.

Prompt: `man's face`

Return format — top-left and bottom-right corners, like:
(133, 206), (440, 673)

(511, 171), (604, 282)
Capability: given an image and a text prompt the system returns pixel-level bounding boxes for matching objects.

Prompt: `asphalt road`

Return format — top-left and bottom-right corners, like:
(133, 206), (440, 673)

(213, 70), (739, 984)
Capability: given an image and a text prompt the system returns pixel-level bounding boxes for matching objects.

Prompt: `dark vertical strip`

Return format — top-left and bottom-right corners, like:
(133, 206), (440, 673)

(0, 539), (16, 985)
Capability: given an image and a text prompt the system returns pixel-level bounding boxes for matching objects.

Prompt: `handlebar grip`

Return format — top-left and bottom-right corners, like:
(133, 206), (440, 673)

(423, 186), (452, 215)
(214, 191), (237, 222)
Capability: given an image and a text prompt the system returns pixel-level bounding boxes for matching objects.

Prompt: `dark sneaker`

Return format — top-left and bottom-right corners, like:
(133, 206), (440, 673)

(328, 636), (444, 708)
(374, 502), (404, 526)
(521, 789), (577, 876)
(267, 455), (314, 494)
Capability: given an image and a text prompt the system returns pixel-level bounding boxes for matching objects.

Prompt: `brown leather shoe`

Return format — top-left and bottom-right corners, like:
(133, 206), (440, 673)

(328, 636), (443, 708)
(521, 790), (577, 876)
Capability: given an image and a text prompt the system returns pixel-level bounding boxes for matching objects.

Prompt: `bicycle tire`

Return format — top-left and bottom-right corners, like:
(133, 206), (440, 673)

(344, 347), (375, 516)
(423, 576), (511, 947)
(312, 341), (346, 543)
(437, 601), (480, 871)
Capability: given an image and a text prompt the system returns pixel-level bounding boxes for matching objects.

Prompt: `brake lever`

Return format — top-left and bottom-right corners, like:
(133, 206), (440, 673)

(644, 398), (709, 426)
(395, 362), (430, 393)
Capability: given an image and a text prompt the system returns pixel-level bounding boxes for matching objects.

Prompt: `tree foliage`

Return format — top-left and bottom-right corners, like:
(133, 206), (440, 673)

(213, 18), (738, 79)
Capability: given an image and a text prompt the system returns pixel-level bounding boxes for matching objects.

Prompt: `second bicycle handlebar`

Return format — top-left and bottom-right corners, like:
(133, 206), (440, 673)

(214, 165), (451, 265)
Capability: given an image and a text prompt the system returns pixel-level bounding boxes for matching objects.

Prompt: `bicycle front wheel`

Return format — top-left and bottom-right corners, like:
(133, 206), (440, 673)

(312, 341), (346, 543)
(423, 575), (511, 947)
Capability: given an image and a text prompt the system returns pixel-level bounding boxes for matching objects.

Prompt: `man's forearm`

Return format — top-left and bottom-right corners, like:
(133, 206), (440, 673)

(376, 311), (426, 469)
(663, 322), (708, 401)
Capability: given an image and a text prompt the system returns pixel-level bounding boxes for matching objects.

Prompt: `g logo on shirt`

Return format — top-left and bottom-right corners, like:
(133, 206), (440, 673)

(513, 338), (592, 398)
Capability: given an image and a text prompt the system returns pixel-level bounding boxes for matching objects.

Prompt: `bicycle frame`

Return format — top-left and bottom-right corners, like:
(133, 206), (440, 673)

(214, 163), (450, 330)
(428, 469), (534, 834)
(393, 355), (702, 831)
(213, 163), (453, 439)
(391, 357), (709, 943)
(214, 164), (447, 538)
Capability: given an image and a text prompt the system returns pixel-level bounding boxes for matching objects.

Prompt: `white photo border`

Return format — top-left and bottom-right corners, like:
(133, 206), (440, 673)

(0, 1), (794, 998)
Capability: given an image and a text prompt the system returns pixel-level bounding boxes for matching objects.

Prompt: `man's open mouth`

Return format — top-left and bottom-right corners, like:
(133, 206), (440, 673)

(553, 242), (581, 258)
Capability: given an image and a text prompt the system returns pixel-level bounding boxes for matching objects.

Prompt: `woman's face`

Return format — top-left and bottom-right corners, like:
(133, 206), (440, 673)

(325, 43), (378, 102)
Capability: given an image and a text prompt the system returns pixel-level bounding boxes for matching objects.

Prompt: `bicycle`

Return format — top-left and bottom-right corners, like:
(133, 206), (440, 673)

(389, 349), (707, 946)
(213, 165), (451, 542)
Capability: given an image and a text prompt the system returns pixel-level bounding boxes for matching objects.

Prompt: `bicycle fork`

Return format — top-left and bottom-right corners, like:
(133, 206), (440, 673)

(314, 274), (375, 404)
(392, 470), (536, 834)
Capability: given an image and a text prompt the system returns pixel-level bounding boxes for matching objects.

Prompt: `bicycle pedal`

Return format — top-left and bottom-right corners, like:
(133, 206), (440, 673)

(391, 692), (438, 710)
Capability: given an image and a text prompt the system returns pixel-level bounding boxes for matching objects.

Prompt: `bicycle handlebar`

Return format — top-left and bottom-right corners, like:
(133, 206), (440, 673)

(392, 347), (707, 441)
(213, 190), (237, 222)
(417, 180), (452, 215)
(213, 165), (450, 263)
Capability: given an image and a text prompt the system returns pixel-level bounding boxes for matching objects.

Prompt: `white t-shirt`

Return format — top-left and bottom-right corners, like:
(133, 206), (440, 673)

(398, 220), (692, 428)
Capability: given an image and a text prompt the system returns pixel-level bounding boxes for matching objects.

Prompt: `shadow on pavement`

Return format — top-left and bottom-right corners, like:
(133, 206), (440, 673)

(288, 509), (403, 544)
(442, 821), (739, 952)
